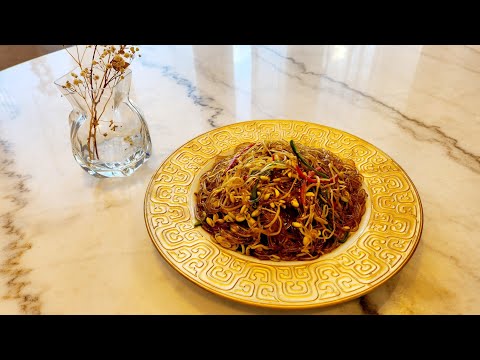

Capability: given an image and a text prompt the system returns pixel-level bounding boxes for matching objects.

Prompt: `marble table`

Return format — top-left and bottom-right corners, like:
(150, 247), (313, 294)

(0, 45), (478, 315)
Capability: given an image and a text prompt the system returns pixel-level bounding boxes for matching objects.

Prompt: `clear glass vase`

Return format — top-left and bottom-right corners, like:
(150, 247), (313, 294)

(55, 68), (152, 178)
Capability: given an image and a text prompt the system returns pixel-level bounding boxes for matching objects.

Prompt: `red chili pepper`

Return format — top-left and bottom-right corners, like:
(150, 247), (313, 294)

(300, 181), (306, 206)
(226, 143), (255, 171)
(296, 165), (338, 184)
(295, 165), (307, 180)
(296, 165), (320, 183)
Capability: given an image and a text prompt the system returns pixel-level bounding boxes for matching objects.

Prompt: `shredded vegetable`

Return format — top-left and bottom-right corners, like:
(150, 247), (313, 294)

(194, 140), (367, 261)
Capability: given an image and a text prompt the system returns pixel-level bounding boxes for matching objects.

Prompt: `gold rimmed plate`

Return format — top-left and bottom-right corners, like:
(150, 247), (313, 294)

(144, 120), (423, 309)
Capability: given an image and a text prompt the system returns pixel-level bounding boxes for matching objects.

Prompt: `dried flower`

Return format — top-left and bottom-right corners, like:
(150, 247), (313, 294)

(61, 45), (141, 160)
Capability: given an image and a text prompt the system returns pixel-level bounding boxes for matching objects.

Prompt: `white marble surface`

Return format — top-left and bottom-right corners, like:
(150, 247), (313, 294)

(0, 45), (479, 314)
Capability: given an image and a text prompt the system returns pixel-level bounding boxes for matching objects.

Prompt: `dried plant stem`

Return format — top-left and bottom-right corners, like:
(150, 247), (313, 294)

(61, 45), (140, 161)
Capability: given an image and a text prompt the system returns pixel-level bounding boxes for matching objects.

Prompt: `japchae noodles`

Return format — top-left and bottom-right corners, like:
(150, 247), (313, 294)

(194, 140), (367, 261)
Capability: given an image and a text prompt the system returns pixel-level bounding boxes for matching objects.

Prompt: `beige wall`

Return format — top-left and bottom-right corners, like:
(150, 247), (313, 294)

(0, 45), (63, 71)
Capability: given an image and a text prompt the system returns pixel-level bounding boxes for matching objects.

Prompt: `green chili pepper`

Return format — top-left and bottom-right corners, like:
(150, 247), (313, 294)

(289, 140), (328, 178)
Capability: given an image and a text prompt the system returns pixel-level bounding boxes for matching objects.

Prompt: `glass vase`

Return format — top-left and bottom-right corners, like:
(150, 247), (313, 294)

(55, 68), (152, 178)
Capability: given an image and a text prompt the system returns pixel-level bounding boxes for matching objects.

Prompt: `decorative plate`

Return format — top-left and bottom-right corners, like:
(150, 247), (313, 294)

(144, 120), (423, 309)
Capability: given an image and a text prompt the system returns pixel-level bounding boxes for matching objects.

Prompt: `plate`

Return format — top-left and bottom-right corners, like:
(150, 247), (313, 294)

(144, 120), (423, 309)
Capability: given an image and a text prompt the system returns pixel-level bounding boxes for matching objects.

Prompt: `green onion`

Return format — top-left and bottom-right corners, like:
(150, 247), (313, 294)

(289, 140), (328, 178)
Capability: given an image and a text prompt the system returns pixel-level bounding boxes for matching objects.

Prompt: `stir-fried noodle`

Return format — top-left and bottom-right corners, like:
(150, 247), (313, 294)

(194, 140), (367, 261)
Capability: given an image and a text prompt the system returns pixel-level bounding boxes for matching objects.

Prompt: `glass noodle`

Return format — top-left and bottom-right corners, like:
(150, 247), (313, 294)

(195, 140), (367, 261)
